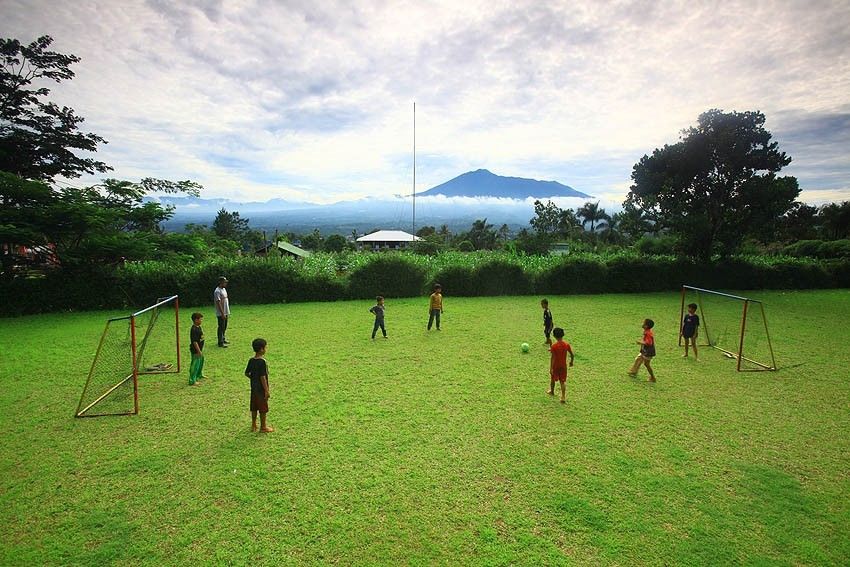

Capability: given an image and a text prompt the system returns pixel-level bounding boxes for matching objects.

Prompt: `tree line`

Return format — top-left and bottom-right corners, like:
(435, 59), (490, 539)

(2, 35), (849, 279)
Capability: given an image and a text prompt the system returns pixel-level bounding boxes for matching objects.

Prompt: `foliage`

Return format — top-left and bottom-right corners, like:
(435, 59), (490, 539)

(529, 200), (579, 239)
(576, 201), (611, 232)
(455, 219), (498, 250)
(784, 239), (850, 259)
(0, 35), (111, 181)
(536, 257), (609, 294)
(300, 228), (324, 251)
(628, 109), (800, 259)
(212, 208), (249, 241)
(322, 233), (348, 253)
(474, 260), (533, 295)
(348, 255), (428, 299)
(635, 235), (678, 256)
(0, 173), (203, 272)
(817, 201), (850, 240)
(3, 249), (849, 315)
(512, 228), (553, 256)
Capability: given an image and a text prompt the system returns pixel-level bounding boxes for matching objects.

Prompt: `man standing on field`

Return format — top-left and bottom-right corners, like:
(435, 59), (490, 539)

(214, 276), (230, 347)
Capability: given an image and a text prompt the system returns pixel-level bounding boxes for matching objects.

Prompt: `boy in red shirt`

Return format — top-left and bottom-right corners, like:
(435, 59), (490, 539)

(628, 318), (657, 382)
(548, 327), (574, 403)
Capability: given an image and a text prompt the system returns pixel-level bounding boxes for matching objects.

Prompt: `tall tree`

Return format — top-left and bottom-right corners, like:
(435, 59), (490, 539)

(1, 35), (111, 181)
(212, 208), (250, 242)
(818, 201), (850, 241)
(529, 200), (579, 239)
(614, 198), (653, 242)
(0, 173), (202, 271)
(776, 202), (818, 242)
(628, 109), (800, 258)
(576, 201), (611, 232)
(462, 218), (498, 250)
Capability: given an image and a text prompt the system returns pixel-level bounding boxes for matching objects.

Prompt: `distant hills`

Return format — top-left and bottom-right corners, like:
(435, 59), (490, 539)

(154, 169), (591, 233)
(419, 169), (590, 199)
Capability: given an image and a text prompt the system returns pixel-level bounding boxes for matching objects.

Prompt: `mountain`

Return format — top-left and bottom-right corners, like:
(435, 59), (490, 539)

(418, 169), (591, 199)
(161, 196), (543, 234)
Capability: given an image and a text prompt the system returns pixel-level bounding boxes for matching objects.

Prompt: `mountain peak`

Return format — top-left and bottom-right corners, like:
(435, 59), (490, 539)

(419, 170), (590, 199)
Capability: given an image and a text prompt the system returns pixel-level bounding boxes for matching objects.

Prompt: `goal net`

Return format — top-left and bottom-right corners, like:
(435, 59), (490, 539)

(679, 286), (777, 371)
(76, 295), (181, 417)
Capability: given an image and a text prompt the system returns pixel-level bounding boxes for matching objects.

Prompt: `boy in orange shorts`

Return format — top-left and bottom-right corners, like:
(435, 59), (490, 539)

(548, 327), (574, 403)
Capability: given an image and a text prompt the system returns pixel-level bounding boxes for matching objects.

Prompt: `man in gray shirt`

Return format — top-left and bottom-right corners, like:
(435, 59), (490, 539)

(214, 276), (230, 347)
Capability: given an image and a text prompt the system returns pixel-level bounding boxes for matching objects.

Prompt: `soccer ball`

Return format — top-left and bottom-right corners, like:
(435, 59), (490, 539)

(521, 342), (530, 353)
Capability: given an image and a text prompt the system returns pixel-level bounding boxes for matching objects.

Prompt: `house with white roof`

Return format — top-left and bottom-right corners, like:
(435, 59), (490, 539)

(355, 230), (421, 250)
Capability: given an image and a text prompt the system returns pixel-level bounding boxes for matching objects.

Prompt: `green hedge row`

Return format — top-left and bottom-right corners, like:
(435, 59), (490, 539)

(3, 253), (849, 316)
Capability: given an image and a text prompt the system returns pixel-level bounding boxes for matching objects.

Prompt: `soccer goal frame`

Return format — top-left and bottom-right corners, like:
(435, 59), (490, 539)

(679, 285), (777, 372)
(75, 295), (181, 417)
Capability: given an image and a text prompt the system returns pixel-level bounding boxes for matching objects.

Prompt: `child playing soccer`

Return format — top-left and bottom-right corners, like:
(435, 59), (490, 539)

(427, 284), (443, 330)
(681, 303), (699, 359)
(188, 312), (205, 385)
(548, 327), (574, 403)
(245, 338), (273, 433)
(541, 299), (554, 345)
(628, 318), (657, 382)
(370, 296), (387, 339)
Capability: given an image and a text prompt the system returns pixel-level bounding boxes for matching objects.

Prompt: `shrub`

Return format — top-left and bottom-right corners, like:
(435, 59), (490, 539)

(537, 258), (608, 294)
(348, 255), (427, 299)
(606, 255), (683, 292)
(784, 240), (822, 258)
(474, 261), (532, 295)
(635, 235), (678, 256)
(429, 265), (477, 297)
(2, 251), (846, 316)
(817, 239), (850, 259)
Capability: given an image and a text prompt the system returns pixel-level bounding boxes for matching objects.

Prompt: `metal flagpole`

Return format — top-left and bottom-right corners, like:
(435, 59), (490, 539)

(411, 101), (416, 242)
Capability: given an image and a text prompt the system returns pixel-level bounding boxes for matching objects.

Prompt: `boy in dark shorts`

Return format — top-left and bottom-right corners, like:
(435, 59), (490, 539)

(245, 338), (273, 433)
(681, 303), (700, 359)
(541, 299), (554, 345)
(370, 296), (387, 339)
(189, 312), (205, 385)
(548, 327), (574, 403)
(628, 318), (657, 382)
(427, 284), (443, 330)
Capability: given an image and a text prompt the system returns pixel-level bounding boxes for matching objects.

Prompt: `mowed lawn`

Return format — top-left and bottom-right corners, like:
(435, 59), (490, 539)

(1, 290), (849, 566)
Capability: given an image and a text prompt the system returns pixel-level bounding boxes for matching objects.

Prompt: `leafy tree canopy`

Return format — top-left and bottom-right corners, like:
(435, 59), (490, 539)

(628, 109), (800, 258)
(576, 201), (610, 232)
(1, 35), (111, 181)
(529, 200), (579, 239)
(1, 172), (203, 272)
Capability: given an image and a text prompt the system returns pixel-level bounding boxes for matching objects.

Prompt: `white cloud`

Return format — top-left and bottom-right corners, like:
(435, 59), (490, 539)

(1, 0), (849, 205)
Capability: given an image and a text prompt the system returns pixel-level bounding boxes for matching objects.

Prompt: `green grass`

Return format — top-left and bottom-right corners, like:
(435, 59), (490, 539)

(1, 290), (849, 565)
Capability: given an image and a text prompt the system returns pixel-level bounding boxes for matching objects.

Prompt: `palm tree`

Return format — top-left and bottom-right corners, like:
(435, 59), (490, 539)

(577, 201), (611, 232)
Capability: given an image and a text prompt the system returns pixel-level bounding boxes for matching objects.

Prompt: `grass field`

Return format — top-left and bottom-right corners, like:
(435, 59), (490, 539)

(1, 290), (849, 565)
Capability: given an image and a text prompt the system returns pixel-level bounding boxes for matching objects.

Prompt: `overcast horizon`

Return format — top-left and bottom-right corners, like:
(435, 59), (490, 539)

(2, 0), (849, 207)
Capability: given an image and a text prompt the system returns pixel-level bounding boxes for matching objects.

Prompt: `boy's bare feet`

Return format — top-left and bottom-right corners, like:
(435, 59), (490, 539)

(682, 354), (688, 358)
(627, 372), (637, 377)
(260, 427), (274, 433)
(547, 390), (554, 396)
(560, 399), (566, 404)
(251, 425), (258, 432)
(649, 377), (656, 383)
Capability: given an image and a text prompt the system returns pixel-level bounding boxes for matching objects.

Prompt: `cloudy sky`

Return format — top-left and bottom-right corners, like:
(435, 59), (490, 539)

(2, 0), (849, 207)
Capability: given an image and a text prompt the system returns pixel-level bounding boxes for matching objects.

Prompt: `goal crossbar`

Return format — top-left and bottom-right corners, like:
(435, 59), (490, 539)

(75, 295), (180, 418)
(680, 285), (777, 371)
